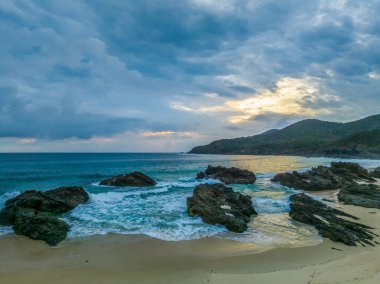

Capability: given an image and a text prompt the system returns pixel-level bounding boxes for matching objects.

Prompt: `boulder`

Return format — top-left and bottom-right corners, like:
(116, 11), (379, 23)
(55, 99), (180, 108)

(3, 186), (89, 215)
(13, 211), (70, 246)
(195, 165), (256, 184)
(0, 186), (88, 245)
(370, 167), (380, 178)
(187, 183), (257, 233)
(289, 193), (377, 246)
(338, 183), (380, 209)
(100, 171), (157, 187)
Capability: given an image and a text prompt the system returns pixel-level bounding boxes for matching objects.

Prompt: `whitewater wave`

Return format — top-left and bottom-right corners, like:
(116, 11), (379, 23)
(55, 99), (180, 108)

(0, 191), (20, 207)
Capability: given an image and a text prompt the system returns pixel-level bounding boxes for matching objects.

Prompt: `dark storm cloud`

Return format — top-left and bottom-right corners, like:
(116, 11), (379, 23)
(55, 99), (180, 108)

(0, 0), (379, 148)
(0, 86), (145, 139)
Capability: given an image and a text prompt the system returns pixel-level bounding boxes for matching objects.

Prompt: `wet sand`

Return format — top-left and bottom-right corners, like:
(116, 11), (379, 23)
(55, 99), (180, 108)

(1, 197), (379, 283)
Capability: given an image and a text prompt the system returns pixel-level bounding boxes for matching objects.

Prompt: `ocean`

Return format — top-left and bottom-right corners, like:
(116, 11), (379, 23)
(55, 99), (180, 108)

(1, 153), (379, 247)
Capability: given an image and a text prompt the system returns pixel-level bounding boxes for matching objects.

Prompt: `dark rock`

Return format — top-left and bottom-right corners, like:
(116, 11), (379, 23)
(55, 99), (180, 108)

(13, 211), (69, 246)
(2, 186), (89, 216)
(0, 203), (20, 226)
(272, 162), (375, 191)
(289, 193), (377, 246)
(100, 171), (157, 187)
(0, 186), (88, 245)
(330, 162), (376, 183)
(196, 165), (256, 184)
(338, 183), (380, 209)
(44, 186), (90, 210)
(195, 172), (206, 179)
(370, 167), (380, 178)
(271, 166), (343, 191)
(187, 183), (257, 233)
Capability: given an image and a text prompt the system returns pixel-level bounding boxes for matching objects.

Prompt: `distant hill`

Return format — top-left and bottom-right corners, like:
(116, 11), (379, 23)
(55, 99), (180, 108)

(189, 114), (380, 159)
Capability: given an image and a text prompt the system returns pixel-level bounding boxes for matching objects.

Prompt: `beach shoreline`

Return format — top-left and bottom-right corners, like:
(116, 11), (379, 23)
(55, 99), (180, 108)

(1, 198), (379, 284)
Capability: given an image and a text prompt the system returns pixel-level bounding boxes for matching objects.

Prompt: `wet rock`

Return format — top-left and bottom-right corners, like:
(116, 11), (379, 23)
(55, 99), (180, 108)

(330, 162), (376, 183)
(0, 186), (88, 245)
(370, 167), (380, 178)
(13, 211), (70, 246)
(272, 166), (342, 191)
(289, 193), (377, 246)
(100, 171), (157, 187)
(44, 186), (90, 209)
(272, 162), (375, 191)
(4, 186), (89, 215)
(338, 183), (380, 209)
(187, 183), (257, 232)
(195, 165), (256, 184)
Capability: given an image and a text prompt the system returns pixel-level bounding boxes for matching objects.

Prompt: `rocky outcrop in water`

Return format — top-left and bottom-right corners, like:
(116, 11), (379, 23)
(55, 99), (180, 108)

(100, 171), (157, 187)
(195, 165), (256, 184)
(272, 162), (380, 209)
(272, 162), (375, 191)
(338, 183), (380, 209)
(289, 193), (378, 246)
(0, 186), (89, 245)
(187, 183), (257, 233)
(329, 162), (375, 183)
(371, 167), (380, 178)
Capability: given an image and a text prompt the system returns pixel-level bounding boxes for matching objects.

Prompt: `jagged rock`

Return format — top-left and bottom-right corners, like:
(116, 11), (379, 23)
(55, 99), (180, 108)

(272, 162), (375, 191)
(272, 166), (342, 191)
(338, 183), (380, 208)
(13, 211), (69, 246)
(187, 183), (257, 232)
(289, 193), (377, 246)
(330, 162), (375, 183)
(0, 186), (88, 245)
(195, 165), (256, 184)
(100, 171), (157, 187)
(371, 167), (380, 178)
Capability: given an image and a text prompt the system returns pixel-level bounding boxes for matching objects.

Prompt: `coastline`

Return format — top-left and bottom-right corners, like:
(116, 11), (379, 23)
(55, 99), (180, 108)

(1, 196), (379, 284)
(187, 152), (380, 161)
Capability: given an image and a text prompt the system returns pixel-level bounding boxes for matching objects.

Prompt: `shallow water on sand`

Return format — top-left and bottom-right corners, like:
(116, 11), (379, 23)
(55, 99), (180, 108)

(0, 153), (379, 247)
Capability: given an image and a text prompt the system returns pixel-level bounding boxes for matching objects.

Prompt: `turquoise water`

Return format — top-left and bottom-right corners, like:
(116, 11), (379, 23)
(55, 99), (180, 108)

(1, 153), (379, 246)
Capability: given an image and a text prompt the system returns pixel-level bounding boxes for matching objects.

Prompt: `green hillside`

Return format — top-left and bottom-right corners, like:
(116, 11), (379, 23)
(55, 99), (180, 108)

(189, 114), (380, 158)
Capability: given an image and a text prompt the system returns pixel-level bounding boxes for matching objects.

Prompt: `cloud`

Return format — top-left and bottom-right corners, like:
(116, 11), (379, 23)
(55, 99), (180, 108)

(142, 131), (200, 138)
(171, 76), (342, 124)
(0, 86), (145, 139)
(0, 0), (379, 151)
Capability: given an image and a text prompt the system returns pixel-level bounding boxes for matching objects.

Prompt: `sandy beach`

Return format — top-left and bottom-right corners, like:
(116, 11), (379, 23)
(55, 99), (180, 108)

(1, 195), (379, 284)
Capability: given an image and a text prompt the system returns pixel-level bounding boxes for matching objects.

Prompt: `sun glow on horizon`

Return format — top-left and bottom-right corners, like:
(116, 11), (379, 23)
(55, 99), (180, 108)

(170, 76), (341, 124)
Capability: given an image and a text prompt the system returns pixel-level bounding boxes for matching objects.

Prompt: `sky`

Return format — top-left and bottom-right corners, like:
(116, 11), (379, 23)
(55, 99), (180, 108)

(0, 0), (379, 152)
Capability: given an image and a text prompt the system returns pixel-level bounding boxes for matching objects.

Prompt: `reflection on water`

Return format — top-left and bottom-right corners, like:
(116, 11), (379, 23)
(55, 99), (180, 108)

(219, 213), (322, 248)
(227, 154), (380, 174)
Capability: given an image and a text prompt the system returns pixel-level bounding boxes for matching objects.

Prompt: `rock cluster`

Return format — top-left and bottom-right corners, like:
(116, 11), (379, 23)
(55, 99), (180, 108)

(272, 162), (380, 209)
(289, 193), (378, 246)
(100, 171), (156, 187)
(0, 186), (89, 245)
(196, 165), (256, 184)
(187, 183), (256, 232)
(272, 162), (375, 192)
